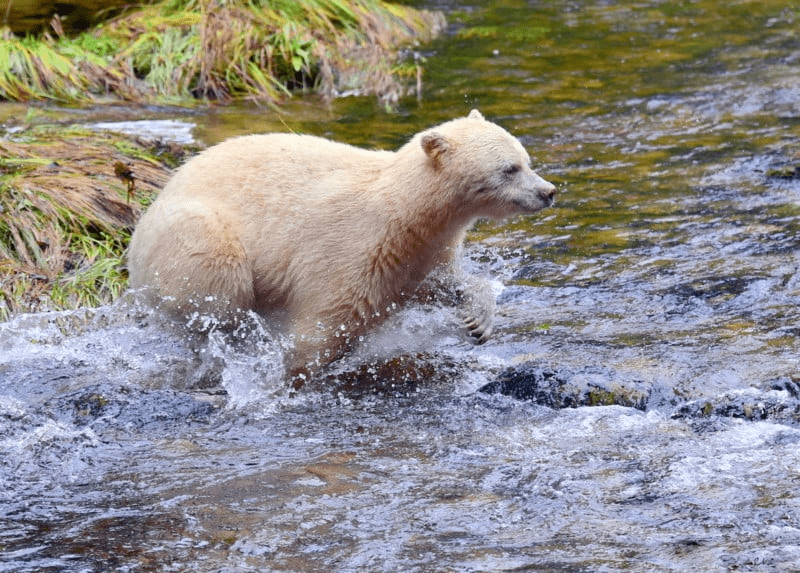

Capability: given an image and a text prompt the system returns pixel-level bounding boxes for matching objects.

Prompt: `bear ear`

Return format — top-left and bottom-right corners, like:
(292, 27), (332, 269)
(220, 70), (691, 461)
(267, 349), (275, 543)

(468, 109), (484, 121)
(421, 132), (451, 167)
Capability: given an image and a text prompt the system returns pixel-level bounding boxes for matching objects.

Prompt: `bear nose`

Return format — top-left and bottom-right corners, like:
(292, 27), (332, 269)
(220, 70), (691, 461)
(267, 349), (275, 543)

(538, 182), (557, 202)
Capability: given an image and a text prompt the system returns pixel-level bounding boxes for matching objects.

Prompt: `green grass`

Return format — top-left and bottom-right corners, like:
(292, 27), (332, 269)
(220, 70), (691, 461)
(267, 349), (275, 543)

(49, 235), (130, 311)
(0, 0), (444, 105)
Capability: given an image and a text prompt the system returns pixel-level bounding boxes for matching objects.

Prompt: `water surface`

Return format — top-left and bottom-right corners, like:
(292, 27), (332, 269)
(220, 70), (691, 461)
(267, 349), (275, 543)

(2, 1), (800, 571)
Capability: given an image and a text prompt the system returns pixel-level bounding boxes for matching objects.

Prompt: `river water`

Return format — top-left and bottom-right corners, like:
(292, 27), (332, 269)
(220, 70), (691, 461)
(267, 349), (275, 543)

(2, 1), (800, 571)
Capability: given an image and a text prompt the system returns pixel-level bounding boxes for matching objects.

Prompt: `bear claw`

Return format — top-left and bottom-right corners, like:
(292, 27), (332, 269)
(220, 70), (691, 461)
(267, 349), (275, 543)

(464, 312), (494, 344)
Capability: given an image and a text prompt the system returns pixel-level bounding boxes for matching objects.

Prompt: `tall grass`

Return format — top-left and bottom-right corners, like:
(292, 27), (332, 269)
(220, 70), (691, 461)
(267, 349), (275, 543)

(0, 30), (89, 101)
(0, 0), (445, 105)
(0, 127), (185, 320)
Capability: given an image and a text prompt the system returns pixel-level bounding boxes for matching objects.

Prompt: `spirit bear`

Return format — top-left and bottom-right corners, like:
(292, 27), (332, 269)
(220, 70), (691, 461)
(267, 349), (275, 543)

(127, 110), (556, 379)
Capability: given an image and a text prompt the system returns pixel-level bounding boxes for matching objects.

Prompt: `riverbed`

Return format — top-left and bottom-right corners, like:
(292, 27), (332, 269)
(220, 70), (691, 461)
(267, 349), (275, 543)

(2, 0), (800, 571)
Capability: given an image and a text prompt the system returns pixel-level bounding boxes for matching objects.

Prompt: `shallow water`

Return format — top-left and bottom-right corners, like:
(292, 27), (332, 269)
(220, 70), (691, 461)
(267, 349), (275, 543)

(2, 0), (800, 571)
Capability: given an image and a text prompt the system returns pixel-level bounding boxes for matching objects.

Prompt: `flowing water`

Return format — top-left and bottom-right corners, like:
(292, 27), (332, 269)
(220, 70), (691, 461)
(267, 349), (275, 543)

(2, 0), (800, 571)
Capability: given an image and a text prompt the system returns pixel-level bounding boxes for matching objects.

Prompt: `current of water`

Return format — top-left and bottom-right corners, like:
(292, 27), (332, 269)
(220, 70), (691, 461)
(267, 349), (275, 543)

(2, 0), (800, 571)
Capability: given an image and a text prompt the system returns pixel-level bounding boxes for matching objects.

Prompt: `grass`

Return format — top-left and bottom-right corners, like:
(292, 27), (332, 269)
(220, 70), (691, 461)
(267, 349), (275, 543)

(0, 0), (445, 105)
(0, 125), (195, 320)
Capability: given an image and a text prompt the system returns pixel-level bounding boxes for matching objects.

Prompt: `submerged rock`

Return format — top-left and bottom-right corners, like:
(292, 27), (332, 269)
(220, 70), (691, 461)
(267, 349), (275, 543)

(766, 165), (800, 180)
(672, 377), (800, 425)
(46, 383), (218, 432)
(479, 361), (651, 410)
(322, 353), (458, 397)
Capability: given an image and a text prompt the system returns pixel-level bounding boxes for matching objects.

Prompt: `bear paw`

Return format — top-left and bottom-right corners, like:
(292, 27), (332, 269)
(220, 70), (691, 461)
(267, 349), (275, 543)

(464, 310), (494, 344)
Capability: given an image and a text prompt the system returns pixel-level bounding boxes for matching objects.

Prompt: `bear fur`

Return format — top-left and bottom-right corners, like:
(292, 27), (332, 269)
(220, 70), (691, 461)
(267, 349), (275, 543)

(127, 110), (556, 378)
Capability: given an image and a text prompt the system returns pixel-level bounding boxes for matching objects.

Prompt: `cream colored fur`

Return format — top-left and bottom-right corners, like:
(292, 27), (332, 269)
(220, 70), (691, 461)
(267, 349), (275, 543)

(127, 110), (556, 377)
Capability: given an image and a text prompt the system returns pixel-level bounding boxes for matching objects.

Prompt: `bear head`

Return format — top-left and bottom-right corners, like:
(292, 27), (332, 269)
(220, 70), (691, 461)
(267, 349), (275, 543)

(420, 109), (556, 221)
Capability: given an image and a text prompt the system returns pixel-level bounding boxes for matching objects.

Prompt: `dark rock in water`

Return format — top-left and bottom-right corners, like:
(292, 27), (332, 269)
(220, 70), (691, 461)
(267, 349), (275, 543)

(766, 165), (800, 180)
(510, 260), (569, 284)
(480, 361), (651, 410)
(322, 353), (458, 398)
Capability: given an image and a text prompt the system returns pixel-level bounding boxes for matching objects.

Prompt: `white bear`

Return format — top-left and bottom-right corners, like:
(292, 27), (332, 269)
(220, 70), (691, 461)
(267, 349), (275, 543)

(127, 110), (556, 380)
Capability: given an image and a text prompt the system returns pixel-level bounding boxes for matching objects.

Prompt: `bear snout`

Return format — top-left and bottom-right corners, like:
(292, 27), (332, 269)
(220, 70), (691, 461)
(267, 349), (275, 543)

(538, 181), (557, 205)
(525, 170), (557, 208)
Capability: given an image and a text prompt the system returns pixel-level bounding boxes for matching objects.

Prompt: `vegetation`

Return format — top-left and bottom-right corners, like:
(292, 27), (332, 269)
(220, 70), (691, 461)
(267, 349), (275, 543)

(0, 124), (194, 320)
(0, 0), (445, 105)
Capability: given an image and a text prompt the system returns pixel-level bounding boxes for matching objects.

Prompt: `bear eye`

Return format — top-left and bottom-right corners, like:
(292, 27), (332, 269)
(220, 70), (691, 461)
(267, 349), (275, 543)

(504, 164), (521, 176)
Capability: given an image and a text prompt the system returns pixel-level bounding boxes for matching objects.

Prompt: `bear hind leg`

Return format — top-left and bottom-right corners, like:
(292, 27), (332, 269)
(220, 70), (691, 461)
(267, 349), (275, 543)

(149, 212), (255, 324)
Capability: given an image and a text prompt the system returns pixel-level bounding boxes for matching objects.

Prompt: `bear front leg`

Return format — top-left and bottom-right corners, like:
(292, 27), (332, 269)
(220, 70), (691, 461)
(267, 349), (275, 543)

(460, 275), (495, 344)
(416, 265), (497, 345)
(286, 317), (353, 387)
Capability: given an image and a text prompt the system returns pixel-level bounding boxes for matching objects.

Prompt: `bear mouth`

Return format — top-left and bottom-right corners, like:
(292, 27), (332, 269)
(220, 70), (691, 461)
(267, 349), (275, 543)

(513, 193), (554, 213)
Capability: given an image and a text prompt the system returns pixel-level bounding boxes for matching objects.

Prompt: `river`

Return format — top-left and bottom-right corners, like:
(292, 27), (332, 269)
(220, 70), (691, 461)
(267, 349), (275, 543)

(2, 0), (800, 571)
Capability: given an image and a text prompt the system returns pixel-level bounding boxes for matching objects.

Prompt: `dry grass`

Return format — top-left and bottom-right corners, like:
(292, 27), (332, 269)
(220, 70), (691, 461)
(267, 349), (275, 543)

(0, 126), (192, 319)
(0, 0), (445, 105)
